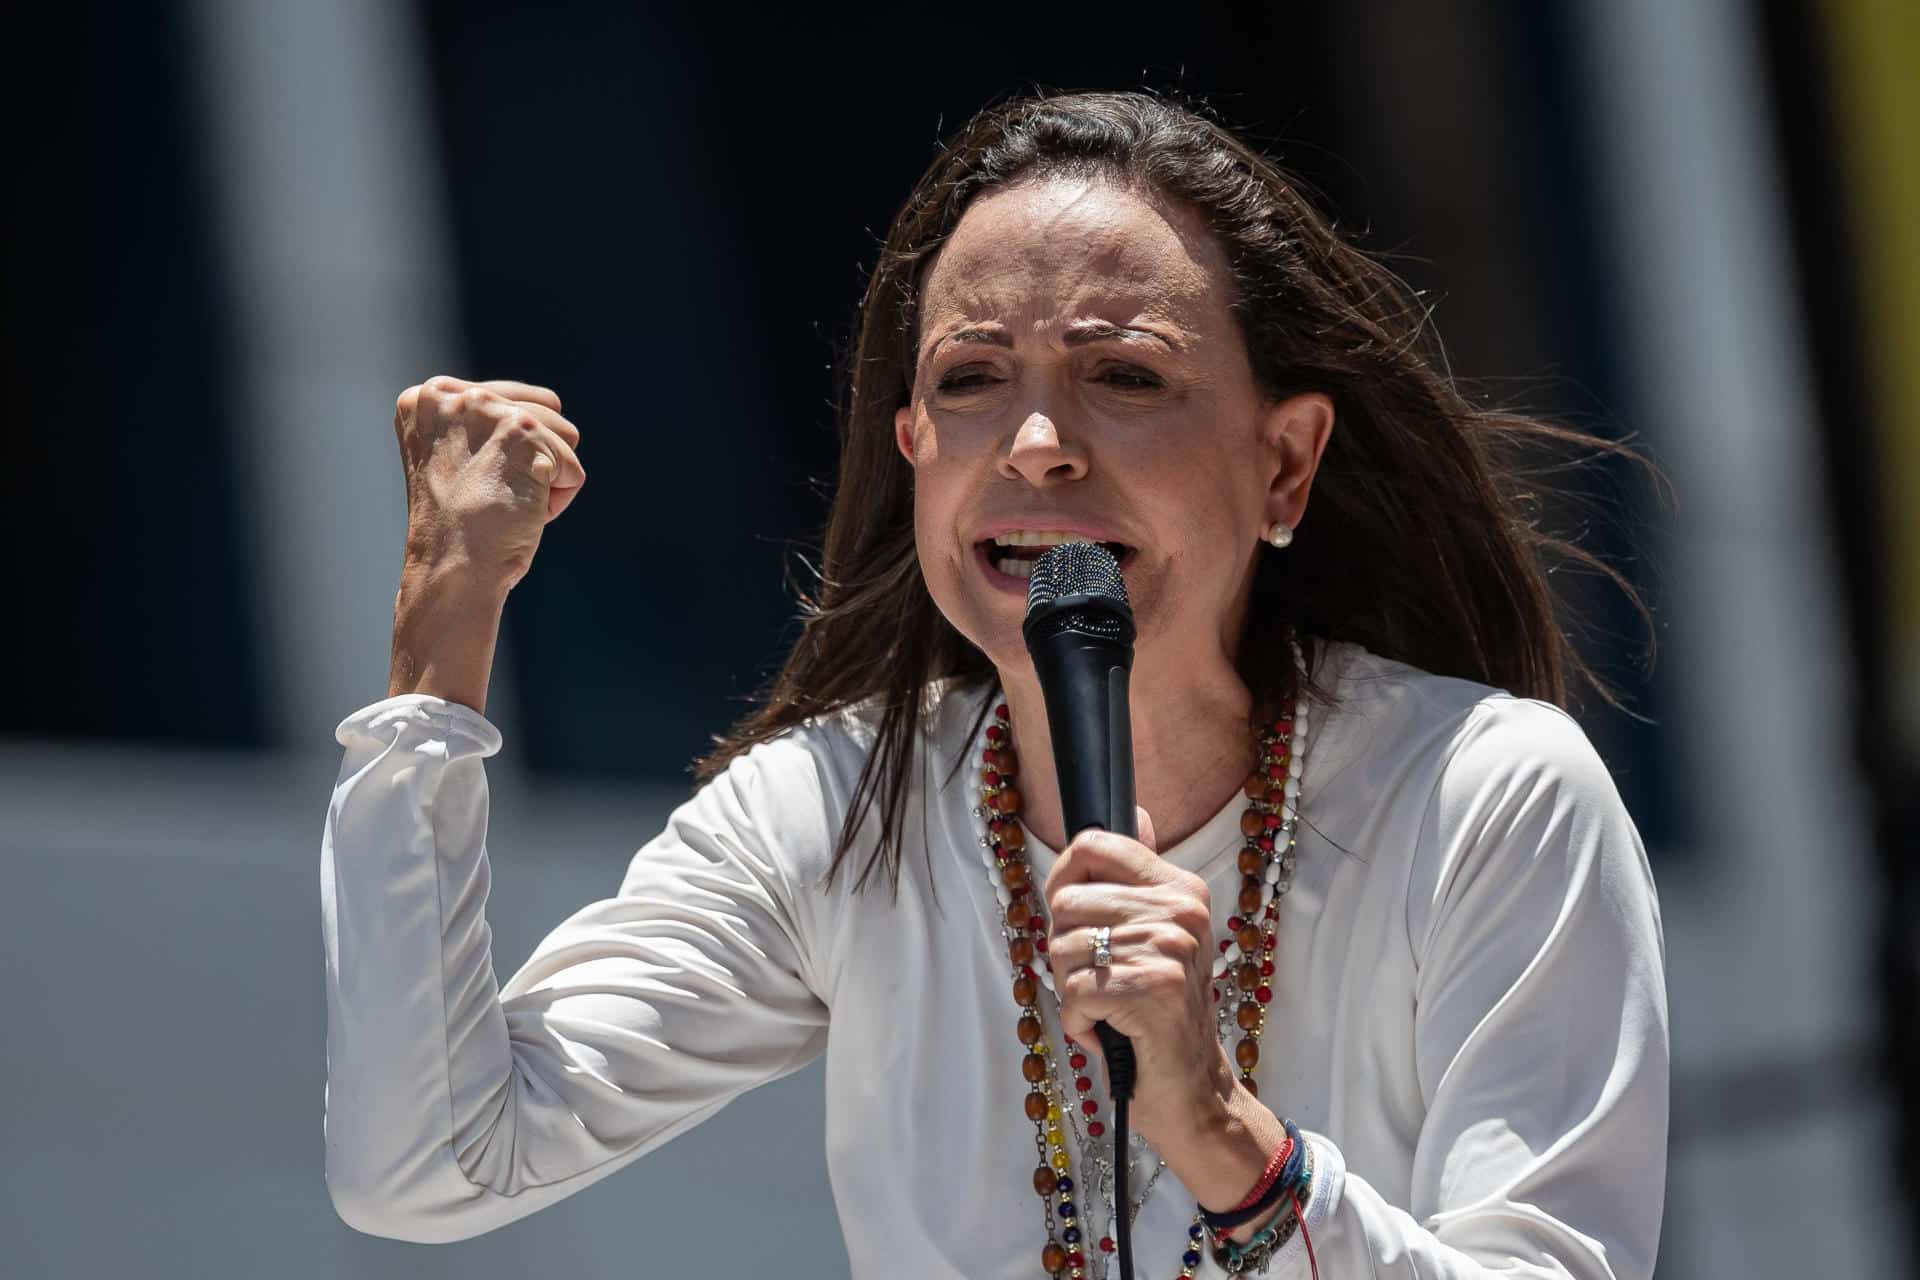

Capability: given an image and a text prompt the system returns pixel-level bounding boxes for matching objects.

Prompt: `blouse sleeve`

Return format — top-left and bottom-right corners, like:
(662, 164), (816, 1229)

(320, 694), (832, 1243)
(1269, 697), (1669, 1279)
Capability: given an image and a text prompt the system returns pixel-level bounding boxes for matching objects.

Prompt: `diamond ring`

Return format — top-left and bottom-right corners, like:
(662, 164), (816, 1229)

(1090, 925), (1113, 968)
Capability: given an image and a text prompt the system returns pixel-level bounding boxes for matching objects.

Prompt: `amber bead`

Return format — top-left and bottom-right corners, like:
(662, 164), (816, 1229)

(996, 787), (1023, 814)
(1018, 1015), (1044, 1045)
(1033, 1165), (1058, 1196)
(1236, 962), (1260, 990)
(1010, 937), (1035, 967)
(1236, 1037), (1260, 1070)
(1025, 1090), (1050, 1122)
(1242, 1075), (1260, 1098)
(1042, 1242), (1069, 1274)
(999, 748), (1020, 778)
(1237, 1001), (1263, 1030)
(1243, 772), (1268, 800)
(1239, 810), (1264, 838)
(1001, 823), (1026, 852)
(1013, 975), (1037, 1006)
(1022, 1052), (1048, 1083)
(1238, 848), (1266, 876)
(1007, 897), (1032, 929)
(1238, 882), (1263, 915)
(1002, 860), (1030, 890)
(1236, 924), (1262, 952)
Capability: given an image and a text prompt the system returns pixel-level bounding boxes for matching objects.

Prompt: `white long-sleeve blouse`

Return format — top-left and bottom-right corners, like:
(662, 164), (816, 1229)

(320, 637), (1668, 1278)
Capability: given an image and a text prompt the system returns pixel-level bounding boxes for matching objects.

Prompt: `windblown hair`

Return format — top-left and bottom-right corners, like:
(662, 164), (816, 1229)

(696, 89), (1658, 896)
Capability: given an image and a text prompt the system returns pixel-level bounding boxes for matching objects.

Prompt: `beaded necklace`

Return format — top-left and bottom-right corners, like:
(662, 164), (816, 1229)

(973, 634), (1312, 1279)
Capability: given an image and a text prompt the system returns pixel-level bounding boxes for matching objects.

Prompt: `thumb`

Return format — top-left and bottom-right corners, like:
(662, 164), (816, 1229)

(1135, 804), (1158, 853)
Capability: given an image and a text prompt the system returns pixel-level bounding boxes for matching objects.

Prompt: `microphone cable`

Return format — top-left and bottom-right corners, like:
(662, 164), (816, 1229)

(1098, 1027), (1139, 1280)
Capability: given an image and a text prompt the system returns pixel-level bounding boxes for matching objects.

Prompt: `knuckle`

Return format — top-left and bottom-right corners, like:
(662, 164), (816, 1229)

(1157, 928), (1201, 966)
(394, 386), (420, 420)
(423, 374), (464, 397)
(1172, 898), (1212, 937)
(459, 385), (495, 415)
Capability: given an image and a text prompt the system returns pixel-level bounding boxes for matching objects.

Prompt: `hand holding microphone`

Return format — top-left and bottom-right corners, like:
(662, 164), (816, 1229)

(1023, 545), (1238, 1280)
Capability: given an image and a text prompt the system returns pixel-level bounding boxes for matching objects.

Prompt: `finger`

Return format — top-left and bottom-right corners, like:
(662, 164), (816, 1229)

(1044, 880), (1149, 934)
(501, 397), (581, 448)
(1136, 805), (1157, 852)
(1045, 829), (1159, 896)
(478, 379), (563, 412)
(1062, 1013), (1104, 1071)
(497, 422), (587, 525)
(506, 419), (586, 492)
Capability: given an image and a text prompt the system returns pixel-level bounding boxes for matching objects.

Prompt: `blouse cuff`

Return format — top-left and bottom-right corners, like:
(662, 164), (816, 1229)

(333, 692), (504, 759)
(1271, 1130), (1346, 1277)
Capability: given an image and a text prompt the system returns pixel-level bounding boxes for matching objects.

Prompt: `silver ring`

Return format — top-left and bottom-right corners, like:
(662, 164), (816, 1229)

(1090, 925), (1113, 968)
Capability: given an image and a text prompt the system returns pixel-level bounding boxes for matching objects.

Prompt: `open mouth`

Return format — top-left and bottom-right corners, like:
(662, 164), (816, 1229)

(979, 533), (1136, 582)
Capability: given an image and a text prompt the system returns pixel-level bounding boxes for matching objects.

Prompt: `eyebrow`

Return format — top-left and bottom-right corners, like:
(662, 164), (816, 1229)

(928, 319), (1188, 359)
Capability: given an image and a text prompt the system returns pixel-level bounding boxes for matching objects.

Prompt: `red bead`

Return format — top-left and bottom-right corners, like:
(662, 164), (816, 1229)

(1266, 763), (1285, 780)
(1067, 1250), (1085, 1267)
(1276, 719), (1292, 736)
(1063, 1034), (1076, 1047)
(1260, 959), (1275, 976)
(982, 769), (1001, 788)
(987, 725), (1006, 743)
(1264, 813), (1283, 830)
(1029, 915), (1047, 934)
(1034, 934), (1049, 953)
(1227, 915), (1244, 932)
(1099, 1236), (1115, 1253)
(1074, 1076), (1092, 1092)
(1264, 905), (1278, 919)
(1218, 939), (1231, 953)
(1255, 984), (1273, 1003)
(989, 818), (1006, 834)
(996, 703), (1010, 719)
(1087, 1120), (1105, 1137)
(1069, 1052), (1088, 1069)
(1257, 835), (1274, 851)
(1081, 1098), (1098, 1115)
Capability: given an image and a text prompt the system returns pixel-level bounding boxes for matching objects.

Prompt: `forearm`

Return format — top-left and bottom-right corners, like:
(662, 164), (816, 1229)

(1155, 1066), (1292, 1245)
(386, 558), (508, 714)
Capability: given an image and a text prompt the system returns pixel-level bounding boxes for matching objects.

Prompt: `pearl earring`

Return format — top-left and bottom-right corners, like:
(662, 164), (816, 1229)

(1265, 521), (1294, 549)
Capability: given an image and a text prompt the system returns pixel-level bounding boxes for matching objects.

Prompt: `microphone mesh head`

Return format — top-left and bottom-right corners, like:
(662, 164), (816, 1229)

(1025, 541), (1130, 617)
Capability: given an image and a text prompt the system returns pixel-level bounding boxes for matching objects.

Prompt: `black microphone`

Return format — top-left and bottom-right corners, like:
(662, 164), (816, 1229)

(1022, 541), (1142, 1280)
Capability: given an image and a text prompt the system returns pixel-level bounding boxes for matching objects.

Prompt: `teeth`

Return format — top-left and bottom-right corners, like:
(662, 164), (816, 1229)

(1000, 558), (1037, 579)
(991, 531), (1100, 548)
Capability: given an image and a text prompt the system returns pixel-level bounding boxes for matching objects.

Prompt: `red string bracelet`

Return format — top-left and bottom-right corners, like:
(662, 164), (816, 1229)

(1229, 1134), (1294, 1211)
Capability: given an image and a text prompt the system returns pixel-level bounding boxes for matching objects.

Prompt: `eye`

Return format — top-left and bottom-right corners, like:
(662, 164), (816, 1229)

(935, 367), (1001, 394)
(1099, 365), (1163, 390)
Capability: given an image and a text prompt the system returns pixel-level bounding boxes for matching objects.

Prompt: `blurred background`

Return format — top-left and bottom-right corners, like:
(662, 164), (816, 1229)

(2, 0), (1915, 1275)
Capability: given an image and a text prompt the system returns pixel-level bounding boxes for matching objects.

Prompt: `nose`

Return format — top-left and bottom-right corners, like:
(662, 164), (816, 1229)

(1000, 412), (1089, 487)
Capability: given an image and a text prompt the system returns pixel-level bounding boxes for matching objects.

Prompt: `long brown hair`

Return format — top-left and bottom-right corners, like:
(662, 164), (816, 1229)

(697, 89), (1660, 896)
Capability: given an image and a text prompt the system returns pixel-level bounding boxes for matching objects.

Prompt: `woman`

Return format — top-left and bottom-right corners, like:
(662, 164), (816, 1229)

(324, 91), (1668, 1279)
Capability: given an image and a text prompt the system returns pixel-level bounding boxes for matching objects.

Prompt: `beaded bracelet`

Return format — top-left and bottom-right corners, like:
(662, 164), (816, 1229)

(1200, 1118), (1307, 1235)
(1211, 1140), (1316, 1276)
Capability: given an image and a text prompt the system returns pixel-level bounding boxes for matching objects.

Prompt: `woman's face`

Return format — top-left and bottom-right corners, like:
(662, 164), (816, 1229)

(894, 174), (1332, 682)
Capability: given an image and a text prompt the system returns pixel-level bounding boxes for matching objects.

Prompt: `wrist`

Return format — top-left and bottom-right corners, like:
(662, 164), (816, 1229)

(388, 563), (508, 713)
(1156, 1063), (1287, 1224)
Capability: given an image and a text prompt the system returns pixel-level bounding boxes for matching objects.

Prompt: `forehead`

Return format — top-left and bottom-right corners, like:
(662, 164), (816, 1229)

(917, 176), (1229, 341)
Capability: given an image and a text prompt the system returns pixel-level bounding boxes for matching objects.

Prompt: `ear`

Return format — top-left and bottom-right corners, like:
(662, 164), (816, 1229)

(1261, 392), (1335, 531)
(894, 404), (917, 466)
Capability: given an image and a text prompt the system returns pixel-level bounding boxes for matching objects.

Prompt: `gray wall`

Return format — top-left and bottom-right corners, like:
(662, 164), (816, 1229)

(0, 743), (848, 1278)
